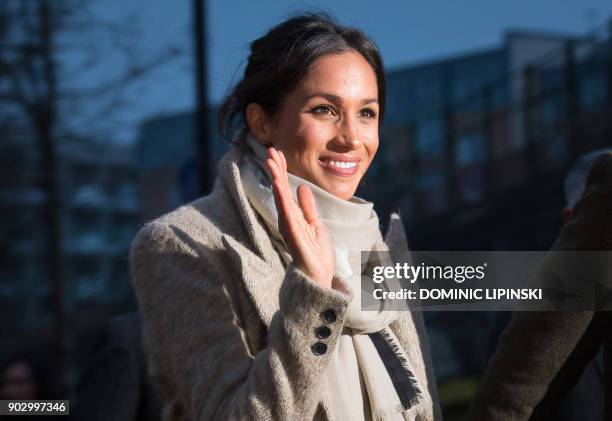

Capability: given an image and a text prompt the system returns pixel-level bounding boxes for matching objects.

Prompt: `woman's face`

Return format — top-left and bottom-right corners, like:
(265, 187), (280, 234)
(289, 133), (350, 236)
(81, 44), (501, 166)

(257, 51), (380, 200)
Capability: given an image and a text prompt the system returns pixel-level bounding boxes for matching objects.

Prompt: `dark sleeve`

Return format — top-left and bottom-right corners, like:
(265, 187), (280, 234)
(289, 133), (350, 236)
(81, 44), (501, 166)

(467, 152), (612, 420)
(532, 321), (606, 420)
(71, 317), (144, 421)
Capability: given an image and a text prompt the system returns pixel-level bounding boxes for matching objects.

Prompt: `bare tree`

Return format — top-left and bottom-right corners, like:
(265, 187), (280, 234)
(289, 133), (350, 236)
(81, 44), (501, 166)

(0, 0), (185, 392)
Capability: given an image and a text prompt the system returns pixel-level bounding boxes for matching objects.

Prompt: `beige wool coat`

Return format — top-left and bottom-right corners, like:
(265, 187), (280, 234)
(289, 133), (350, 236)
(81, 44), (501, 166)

(129, 145), (442, 421)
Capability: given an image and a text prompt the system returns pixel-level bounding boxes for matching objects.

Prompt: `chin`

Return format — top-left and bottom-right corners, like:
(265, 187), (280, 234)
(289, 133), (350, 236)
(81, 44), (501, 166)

(326, 184), (357, 200)
(308, 172), (359, 200)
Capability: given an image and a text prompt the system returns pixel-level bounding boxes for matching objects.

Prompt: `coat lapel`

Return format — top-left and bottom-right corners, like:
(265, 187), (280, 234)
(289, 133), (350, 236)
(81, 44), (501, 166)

(217, 147), (285, 328)
(220, 233), (284, 327)
(217, 147), (276, 263)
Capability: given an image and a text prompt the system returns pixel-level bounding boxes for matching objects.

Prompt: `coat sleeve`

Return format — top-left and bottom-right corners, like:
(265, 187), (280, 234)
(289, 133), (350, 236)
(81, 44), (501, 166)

(467, 152), (612, 420)
(71, 318), (143, 421)
(129, 221), (352, 421)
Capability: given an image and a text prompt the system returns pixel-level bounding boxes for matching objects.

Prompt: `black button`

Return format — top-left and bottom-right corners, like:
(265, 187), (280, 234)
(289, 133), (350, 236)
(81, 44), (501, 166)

(311, 342), (327, 355)
(315, 325), (331, 339)
(321, 309), (337, 323)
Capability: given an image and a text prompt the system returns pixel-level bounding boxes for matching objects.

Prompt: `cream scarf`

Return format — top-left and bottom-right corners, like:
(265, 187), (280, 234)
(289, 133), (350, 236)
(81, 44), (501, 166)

(239, 131), (423, 421)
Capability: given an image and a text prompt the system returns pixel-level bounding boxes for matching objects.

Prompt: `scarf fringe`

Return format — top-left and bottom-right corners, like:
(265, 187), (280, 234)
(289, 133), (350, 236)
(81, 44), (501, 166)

(378, 328), (423, 409)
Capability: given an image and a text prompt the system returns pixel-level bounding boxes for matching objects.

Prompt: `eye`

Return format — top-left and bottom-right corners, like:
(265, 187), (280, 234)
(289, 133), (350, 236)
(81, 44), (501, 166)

(361, 108), (377, 119)
(311, 104), (336, 116)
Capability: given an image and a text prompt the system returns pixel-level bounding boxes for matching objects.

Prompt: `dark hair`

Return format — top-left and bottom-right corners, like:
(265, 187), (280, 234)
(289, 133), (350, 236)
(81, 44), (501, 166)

(218, 12), (387, 143)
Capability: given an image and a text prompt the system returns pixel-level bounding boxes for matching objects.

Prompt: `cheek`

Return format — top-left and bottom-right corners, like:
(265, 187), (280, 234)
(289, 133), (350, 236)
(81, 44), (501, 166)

(272, 122), (328, 175)
(365, 134), (380, 161)
(292, 124), (331, 156)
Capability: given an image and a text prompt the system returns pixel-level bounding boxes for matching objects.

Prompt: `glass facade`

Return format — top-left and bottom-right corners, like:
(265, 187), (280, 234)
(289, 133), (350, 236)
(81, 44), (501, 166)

(0, 134), (141, 340)
(379, 35), (611, 220)
(381, 49), (508, 216)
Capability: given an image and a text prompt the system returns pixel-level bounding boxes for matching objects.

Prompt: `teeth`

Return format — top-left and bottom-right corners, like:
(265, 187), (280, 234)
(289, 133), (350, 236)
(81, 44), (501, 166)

(328, 160), (357, 169)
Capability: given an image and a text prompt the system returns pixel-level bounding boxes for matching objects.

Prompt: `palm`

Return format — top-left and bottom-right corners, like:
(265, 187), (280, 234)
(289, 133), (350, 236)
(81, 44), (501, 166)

(265, 147), (335, 288)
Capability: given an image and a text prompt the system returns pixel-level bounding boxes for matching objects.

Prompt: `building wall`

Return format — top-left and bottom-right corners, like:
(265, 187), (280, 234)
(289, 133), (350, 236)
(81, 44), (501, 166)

(134, 108), (225, 221)
(373, 30), (610, 252)
(0, 133), (141, 354)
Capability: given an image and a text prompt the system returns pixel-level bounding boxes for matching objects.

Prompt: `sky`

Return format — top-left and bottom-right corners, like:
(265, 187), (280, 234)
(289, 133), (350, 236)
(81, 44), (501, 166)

(77, 0), (612, 143)
(211, 0), (612, 103)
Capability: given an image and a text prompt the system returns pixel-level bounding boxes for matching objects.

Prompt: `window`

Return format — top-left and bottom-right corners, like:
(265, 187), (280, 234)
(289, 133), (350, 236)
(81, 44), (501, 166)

(458, 167), (484, 204)
(456, 131), (485, 168)
(540, 98), (563, 128)
(579, 72), (607, 111)
(415, 166), (447, 213)
(113, 183), (138, 211)
(68, 209), (105, 253)
(415, 119), (444, 158)
(108, 216), (138, 245)
(72, 185), (107, 207)
(70, 256), (103, 302)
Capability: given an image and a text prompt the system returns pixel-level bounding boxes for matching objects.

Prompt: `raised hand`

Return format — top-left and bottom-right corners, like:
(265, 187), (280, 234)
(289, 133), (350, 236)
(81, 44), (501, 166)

(265, 147), (336, 289)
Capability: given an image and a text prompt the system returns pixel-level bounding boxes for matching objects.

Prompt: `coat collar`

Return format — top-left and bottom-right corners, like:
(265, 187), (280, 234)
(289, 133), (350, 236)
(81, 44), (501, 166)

(217, 145), (277, 263)
(217, 146), (286, 327)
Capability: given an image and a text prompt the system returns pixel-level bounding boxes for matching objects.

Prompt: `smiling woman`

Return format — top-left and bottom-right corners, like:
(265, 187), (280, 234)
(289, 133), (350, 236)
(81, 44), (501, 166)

(129, 12), (441, 421)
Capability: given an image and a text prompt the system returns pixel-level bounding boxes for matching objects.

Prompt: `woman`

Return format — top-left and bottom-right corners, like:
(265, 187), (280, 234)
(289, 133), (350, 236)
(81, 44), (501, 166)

(130, 12), (441, 421)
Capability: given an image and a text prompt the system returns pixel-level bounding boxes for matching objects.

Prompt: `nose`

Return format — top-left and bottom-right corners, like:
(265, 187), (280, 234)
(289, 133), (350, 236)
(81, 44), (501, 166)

(334, 115), (361, 149)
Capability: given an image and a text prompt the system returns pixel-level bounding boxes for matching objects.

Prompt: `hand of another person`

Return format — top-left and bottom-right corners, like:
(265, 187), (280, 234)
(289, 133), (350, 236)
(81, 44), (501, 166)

(265, 147), (336, 288)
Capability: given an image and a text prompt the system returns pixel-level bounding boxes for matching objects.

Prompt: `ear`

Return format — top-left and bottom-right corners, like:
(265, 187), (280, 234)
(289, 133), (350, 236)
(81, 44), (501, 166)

(246, 103), (273, 145)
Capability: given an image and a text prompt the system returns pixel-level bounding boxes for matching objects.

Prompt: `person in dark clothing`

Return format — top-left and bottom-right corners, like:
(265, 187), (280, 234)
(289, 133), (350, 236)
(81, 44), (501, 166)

(71, 312), (161, 421)
(468, 151), (612, 420)
(480, 149), (610, 421)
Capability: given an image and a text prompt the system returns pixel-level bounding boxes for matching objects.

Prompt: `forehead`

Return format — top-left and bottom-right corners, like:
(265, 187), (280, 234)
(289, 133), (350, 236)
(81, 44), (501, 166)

(297, 51), (378, 99)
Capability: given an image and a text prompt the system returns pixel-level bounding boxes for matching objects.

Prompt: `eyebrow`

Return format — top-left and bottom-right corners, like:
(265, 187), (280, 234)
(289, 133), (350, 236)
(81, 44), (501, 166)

(304, 92), (378, 105)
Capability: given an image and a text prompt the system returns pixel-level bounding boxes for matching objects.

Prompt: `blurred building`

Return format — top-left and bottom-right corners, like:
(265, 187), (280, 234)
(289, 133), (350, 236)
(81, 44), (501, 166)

(0, 129), (140, 355)
(133, 27), (612, 254)
(368, 27), (612, 252)
(361, 25), (612, 412)
(58, 138), (140, 311)
(134, 108), (225, 221)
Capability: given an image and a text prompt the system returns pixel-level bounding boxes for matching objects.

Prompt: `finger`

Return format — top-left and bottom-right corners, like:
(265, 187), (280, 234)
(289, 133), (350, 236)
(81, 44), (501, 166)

(277, 150), (290, 192)
(267, 149), (287, 193)
(272, 177), (292, 222)
(297, 185), (320, 225)
(278, 150), (292, 196)
(268, 146), (283, 172)
(270, 148), (293, 203)
(268, 148), (284, 183)
(266, 157), (289, 201)
(267, 147), (280, 176)
(272, 181), (289, 223)
(268, 148), (302, 231)
(265, 150), (286, 199)
(279, 150), (287, 173)
(268, 161), (297, 228)
(265, 157), (280, 183)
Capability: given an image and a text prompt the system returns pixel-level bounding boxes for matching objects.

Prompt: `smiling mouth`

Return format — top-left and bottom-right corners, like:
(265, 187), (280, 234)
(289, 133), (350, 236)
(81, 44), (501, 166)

(318, 157), (360, 177)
